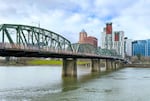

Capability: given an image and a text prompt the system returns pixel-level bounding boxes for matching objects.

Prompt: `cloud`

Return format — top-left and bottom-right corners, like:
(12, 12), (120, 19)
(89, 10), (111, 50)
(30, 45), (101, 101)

(112, 0), (150, 40)
(0, 0), (150, 45)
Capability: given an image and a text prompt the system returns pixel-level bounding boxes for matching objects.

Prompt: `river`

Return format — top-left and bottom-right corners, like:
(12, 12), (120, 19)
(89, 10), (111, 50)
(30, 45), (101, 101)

(0, 66), (150, 101)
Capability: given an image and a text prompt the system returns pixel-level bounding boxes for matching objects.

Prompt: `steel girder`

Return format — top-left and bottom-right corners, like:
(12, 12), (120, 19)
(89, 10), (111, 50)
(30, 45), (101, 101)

(71, 43), (119, 57)
(72, 43), (97, 54)
(97, 48), (118, 57)
(0, 24), (73, 52)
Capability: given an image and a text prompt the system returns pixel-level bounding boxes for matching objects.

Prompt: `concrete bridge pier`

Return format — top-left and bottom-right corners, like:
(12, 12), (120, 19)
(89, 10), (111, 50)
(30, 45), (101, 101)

(114, 61), (117, 70)
(91, 59), (101, 72)
(110, 60), (115, 70)
(106, 60), (123, 71)
(62, 58), (77, 77)
(118, 61), (121, 69)
(115, 62), (119, 69)
(110, 60), (114, 70)
(112, 60), (116, 70)
(119, 61), (124, 68)
(106, 59), (112, 71)
(115, 60), (122, 69)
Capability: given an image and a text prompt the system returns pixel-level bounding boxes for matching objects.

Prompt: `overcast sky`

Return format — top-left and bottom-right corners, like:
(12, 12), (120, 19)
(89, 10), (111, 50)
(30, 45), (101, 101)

(0, 0), (150, 45)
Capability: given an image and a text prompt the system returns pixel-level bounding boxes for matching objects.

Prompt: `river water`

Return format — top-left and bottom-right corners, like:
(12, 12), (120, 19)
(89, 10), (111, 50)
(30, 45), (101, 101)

(0, 66), (150, 101)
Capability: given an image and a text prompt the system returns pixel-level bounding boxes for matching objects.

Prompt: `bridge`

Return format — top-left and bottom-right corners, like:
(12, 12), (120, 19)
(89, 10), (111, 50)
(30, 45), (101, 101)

(0, 24), (125, 77)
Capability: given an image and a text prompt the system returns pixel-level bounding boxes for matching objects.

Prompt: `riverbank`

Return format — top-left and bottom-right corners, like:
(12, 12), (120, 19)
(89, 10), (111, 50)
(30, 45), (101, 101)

(124, 64), (150, 68)
(0, 59), (91, 66)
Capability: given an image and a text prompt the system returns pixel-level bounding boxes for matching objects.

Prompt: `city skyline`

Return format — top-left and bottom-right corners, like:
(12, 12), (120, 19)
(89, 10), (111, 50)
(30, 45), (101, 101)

(0, 0), (150, 44)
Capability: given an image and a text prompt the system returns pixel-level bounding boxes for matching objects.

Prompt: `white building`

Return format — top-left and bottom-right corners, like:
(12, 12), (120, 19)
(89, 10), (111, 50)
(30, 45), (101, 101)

(101, 28), (106, 48)
(113, 31), (125, 58)
(101, 23), (125, 58)
(101, 23), (113, 49)
(124, 38), (132, 56)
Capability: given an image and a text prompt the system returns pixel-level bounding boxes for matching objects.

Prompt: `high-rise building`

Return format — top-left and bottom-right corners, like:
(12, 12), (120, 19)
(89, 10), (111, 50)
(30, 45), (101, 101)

(78, 29), (98, 47)
(124, 38), (132, 56)
(101, 27), (106, 49)
(101, 23), (113, 49)
(105, 23), (113, 49)
(132, 39), (150, 56)
(113, 31), (125, 58)
(101, 23), (125, 58)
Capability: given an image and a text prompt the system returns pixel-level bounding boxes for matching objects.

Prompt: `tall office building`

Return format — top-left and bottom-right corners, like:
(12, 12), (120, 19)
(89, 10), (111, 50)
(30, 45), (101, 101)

(101, 23), (113, 49)
(124, 38), (132, 56)
(106, 23), (113, 49)
(101, 27), (106, 49)
(101, 23), (125, 58)
(132, 39), (150, 56)
(113, 31), (125, 58)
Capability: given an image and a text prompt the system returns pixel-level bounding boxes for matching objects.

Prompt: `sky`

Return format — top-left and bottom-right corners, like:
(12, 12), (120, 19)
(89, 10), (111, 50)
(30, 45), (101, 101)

(0, 0), (150, 46)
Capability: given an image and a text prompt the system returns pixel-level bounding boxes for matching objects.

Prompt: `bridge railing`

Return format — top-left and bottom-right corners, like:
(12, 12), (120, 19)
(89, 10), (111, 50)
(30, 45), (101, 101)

(0, 42), (75, 54)
(0, 43), (121, 59)
(0, 43), (94, 56)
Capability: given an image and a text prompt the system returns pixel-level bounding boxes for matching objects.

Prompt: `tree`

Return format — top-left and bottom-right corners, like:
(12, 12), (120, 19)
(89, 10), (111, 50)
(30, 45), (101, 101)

(136, 53), (142, 61)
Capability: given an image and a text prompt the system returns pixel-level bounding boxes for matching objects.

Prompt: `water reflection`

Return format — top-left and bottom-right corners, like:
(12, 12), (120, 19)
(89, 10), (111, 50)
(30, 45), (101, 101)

(0, 65), (98, 100)
(1, 66), (150, 101)
(0, 65), (107, 100)
(62, 77), (78, 92)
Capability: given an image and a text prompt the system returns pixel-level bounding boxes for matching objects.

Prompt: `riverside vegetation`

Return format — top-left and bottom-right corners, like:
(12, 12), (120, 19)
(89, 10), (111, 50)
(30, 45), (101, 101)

(0, 59), (91, 66)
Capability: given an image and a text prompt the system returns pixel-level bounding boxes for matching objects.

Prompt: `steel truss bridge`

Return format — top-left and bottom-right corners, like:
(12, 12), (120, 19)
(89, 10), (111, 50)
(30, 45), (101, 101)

(0, 24), (124, 60)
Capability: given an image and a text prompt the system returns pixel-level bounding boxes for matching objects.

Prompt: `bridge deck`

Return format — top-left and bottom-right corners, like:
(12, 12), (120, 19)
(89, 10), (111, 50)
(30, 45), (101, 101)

(0, 43), (117, 59)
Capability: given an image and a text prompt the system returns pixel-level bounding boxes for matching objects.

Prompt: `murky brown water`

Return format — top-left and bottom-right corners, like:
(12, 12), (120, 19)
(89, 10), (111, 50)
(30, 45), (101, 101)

(0, 66), (150, 101)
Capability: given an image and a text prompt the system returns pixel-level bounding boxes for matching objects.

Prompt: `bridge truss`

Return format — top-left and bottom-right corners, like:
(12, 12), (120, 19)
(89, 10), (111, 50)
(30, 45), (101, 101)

(0, 24), (124, 61)
(0, 24), (73, 52)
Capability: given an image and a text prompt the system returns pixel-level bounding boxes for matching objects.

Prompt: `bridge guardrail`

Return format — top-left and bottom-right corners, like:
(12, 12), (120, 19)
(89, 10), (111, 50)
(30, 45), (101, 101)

(0, 42), (123, 60)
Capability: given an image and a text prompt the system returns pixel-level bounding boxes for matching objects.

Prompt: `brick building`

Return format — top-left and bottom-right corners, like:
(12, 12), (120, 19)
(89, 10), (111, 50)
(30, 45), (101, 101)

(78, 29), (98, 47)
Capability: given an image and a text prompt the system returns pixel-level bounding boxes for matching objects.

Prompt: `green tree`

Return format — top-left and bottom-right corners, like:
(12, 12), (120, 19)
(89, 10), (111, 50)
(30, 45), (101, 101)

(136, 53), (141, 61)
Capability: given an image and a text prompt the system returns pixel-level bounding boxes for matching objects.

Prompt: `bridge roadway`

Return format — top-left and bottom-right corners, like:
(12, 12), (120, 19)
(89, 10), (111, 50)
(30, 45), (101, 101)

(0, 24), (125, 77)
(0, 43), (120, 60)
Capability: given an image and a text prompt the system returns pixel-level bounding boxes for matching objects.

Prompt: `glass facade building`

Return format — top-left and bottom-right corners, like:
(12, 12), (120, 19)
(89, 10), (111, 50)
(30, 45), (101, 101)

(132, 39), (150, 56)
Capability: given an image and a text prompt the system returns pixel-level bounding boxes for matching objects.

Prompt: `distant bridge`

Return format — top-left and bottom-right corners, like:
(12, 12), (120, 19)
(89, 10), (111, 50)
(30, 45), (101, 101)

(0, 24), (125, 76)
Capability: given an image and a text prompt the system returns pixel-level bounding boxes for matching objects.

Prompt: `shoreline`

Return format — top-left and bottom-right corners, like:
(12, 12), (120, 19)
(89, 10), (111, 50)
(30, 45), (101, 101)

(0, 59), (90, 67)
(2, 60), (150, 68)
(124, 64), (150, 68)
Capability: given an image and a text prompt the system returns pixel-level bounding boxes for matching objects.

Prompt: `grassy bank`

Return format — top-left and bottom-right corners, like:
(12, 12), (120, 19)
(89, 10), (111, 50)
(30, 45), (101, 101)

(27, 59), (62, 65)
(124, 63), (150, 68)
(27, 59), (90, 65)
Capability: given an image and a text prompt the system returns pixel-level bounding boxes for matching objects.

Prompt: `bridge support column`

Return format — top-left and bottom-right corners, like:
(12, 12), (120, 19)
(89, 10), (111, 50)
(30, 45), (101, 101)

(118, 61), (121, 69)
(111, 60), (115, 70)
(116, 61), (121, 69)
(62, 58), (77, 77)
(91, 59), (101, 72)
(106, 59), (112, 71)
(115, 62), (119, 69)
(112, 60), (116, 70)
(113, 61), (117, 70)
(119, 61), (124, 68)
(108, 60), (118, 71)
